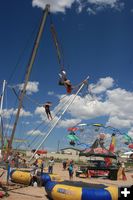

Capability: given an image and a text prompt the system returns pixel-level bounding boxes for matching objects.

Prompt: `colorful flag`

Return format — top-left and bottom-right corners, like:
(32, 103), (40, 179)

(105, 133), (116, 166)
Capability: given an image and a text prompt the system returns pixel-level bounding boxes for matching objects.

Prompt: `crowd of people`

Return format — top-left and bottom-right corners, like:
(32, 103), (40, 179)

(2, 151), (129, 186)
(4, 151), (75, 180)
(5, 151), (27, 168)
(30, 156), (76, 182)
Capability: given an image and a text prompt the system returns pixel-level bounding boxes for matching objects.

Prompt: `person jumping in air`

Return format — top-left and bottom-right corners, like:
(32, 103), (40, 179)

(64, 79), (72, 94)
(58, 70), (72, 94)
(43, 102), (53, 120)
(58, 70), (67, 85)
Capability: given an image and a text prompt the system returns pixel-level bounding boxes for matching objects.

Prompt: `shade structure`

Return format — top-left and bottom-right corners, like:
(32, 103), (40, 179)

(124, 151), (133, 155)
(128, 143), (133, 149)
(67, 127), (79, 132)
(67, 134), (79, 141)
(32, 149), (47, 154)
(79, 147), (117, 158)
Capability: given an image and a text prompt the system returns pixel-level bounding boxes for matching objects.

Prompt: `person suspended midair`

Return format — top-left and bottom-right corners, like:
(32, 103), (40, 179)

(43, 102), (53, 120)
(59, 70), (72, 94)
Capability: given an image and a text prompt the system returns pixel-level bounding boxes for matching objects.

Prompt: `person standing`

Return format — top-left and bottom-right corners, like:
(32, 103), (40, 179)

(14, 153), (19, 168)
(62, 159), (67, 170)
(41, 158), (45, 174)
(48, 157), (54, 174)
(117, 161), (127, 180)
(68, 160), (74, 180)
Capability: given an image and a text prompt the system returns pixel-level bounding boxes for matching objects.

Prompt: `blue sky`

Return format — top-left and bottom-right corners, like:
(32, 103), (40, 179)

(0, 0), (133, 152)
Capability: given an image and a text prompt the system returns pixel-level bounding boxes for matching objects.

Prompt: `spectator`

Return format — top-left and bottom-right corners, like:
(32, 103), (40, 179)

(14, 153), (19, 168)
(22, 159), (27, 168)
(62, 159), (67, 170)
(117, 161), (127, 181)
(68, 160), (74, 180)
(41, 158), (45, 174)
(48, 157), (54, 174)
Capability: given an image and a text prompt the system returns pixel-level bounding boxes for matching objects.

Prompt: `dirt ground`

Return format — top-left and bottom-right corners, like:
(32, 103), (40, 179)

(1, 163), (133, 200)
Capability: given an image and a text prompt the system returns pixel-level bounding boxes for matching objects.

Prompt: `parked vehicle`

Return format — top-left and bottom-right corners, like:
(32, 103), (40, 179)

(76, 160), (118, 179)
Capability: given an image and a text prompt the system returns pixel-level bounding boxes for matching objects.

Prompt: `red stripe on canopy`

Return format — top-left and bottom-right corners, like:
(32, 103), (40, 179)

(67, 127), (79, 132)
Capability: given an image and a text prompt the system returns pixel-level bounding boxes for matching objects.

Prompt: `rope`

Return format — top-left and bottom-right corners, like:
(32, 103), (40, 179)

(49, 13), (64, 71)
(24, 93), (42, 107)
(7, 16), (41, 85)
(11, 75), (89, 150)
(34, 79), (89, 150)
(17, 76), (89, 153)
(3, 93), (18, 140)
(23, 93), (73, 149)
(15, 93), (70, 149)
(29, 77), (88, 162)
(8, 85), (42, 108)
(27, 94), (74, 149)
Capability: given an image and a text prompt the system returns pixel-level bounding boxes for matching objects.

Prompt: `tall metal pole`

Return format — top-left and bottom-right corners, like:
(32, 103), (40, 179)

(9, 5), (50, 149)
(28, 76), (89, 162)
(0, 80), (6, 150)
(57, 140), (60, 153)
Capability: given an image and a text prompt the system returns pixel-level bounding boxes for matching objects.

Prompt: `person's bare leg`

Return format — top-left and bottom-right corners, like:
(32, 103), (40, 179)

(49, 113), (53, 120)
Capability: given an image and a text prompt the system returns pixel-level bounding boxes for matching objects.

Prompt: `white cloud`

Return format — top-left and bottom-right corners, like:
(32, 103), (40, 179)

(2, 108), (32, 119)
(34, 77), (133, 131)
(48, 91), (54, 96)
(107, 116), (132, 129)
(67, 96), (108, 119)
(87, 0), (121, 7)
(19, 108), (32, 117)
(34, 104), (81, 128)
(89, 77), (114, 94)
(106, 88), (133, 127)
(87, 7), (96, 15)
(32, 0), (76, 13)
(32, 0), (124, 14)
(35, 106), (45, 115)
(58, 118), (81, 128)
(87, 1), (124, 14)
(4, 124), (13, 130)
(128, 128), (133, 138)
(1, 108), (14, 119)
(27, 129), (44, 136)
(60, 83), (133, 130)
(18, 81), (39, 95)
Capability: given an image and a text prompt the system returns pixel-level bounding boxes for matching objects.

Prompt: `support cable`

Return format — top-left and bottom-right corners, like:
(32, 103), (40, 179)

(9, 5), (50, 149)
(27, 94), (74, 149)
(16, 92), (73, 149)
(50, 14), (64, 71)
(28, 76), (89, 162)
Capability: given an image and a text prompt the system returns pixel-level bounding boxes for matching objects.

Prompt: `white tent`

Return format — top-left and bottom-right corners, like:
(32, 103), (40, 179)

(124, 151), (133, 155)
(120, 151), (133, 158)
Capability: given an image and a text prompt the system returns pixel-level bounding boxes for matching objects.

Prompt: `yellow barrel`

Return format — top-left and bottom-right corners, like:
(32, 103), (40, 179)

(10, 170), (32, 185)
(49, 174), (63, 182)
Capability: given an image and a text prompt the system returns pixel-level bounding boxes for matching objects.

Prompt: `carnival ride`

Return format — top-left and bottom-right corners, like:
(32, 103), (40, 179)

(0, 4), (89, 160)
(67, 123), (133, 151)
(42, 173), (118, 200)
(9, 170), (118, 200)
(0, 4), (130, 200)
(76, 133), (118, 179)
